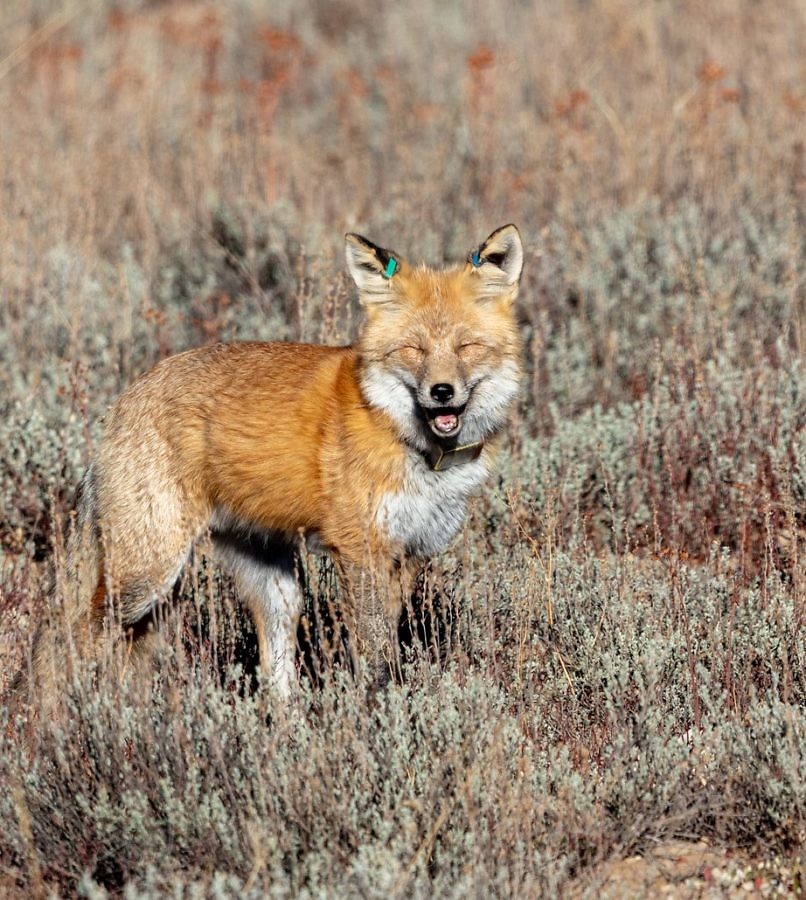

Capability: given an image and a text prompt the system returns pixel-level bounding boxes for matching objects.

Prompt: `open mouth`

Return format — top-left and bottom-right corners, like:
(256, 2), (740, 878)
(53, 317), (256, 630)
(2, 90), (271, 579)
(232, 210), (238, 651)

(423, 404), (466, 439)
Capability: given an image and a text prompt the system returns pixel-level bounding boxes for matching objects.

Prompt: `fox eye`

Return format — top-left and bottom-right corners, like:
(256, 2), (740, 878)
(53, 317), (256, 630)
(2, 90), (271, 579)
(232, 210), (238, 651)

(393, 344), (424, 355)
(458, 341), (491, 358)
(389, 345), (425, 366)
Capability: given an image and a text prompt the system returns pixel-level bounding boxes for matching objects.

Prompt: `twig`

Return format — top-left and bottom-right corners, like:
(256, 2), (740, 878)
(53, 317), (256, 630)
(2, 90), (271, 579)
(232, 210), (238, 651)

(0, 5), (82, 83)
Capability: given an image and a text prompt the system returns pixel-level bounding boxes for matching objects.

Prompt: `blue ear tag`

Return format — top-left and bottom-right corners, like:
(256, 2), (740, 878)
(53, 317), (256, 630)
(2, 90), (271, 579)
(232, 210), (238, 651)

(383, 257), (398, 279)
(471, 250), (482, 267)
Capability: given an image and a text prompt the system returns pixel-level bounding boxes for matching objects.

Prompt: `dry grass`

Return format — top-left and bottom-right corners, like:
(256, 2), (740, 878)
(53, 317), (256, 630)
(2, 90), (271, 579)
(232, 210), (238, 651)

(0, 0), (804, 896)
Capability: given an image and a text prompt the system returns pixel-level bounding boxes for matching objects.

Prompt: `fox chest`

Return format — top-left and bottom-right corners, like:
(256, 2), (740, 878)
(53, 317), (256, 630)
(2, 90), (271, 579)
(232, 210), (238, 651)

(375, 457), (489, 558)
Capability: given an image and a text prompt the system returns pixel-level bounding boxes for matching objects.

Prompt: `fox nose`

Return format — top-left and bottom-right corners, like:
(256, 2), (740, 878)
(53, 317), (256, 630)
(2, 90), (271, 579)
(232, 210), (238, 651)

(430, 383), (455, 404)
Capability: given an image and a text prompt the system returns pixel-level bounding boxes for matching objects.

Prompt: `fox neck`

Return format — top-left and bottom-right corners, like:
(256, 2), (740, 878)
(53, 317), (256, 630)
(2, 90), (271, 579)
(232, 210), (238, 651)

(425, 439), (485, 471)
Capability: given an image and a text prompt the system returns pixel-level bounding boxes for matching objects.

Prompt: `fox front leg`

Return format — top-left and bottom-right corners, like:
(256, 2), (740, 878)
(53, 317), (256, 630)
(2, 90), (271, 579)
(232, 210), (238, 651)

(334, 555), (415, 689)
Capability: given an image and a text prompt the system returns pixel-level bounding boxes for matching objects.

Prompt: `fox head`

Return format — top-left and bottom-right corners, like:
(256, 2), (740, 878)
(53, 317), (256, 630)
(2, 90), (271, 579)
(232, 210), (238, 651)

(346, 225), (523, 453)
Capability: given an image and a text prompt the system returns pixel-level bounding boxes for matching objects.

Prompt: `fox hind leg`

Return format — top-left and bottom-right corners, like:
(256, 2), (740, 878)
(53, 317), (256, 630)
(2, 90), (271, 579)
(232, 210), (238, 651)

(89, 546), (193, 673)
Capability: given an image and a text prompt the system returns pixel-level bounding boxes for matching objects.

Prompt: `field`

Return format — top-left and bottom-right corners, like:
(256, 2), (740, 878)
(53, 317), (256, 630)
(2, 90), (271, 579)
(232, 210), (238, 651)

(0, 0), (804, 896)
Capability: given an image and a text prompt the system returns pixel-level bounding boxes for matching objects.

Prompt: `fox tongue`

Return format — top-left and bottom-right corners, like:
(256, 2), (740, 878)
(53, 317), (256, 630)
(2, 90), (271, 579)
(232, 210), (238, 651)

(434, 413), (458, 433)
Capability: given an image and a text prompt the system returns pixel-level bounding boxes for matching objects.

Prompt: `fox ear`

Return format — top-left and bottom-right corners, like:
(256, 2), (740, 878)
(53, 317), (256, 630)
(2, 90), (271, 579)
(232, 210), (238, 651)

(468, 224), (523, 296)
(345, 233), (403, 303)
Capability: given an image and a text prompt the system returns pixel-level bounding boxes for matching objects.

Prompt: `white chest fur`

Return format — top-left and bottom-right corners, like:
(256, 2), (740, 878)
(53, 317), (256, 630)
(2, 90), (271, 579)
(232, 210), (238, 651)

(376, 453), (490, 557)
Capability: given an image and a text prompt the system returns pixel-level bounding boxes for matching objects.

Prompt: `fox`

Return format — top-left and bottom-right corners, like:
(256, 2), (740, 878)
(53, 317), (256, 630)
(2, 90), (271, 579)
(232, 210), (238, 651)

(22, 224), (524, 704)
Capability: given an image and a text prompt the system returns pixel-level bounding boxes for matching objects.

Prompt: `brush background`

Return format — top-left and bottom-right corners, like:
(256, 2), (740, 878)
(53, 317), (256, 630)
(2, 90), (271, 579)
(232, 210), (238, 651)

(0, 0), (804, 896)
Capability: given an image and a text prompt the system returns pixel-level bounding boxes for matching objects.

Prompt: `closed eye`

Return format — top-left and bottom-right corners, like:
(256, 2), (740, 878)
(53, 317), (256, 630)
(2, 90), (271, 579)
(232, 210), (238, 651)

(458, 341), (494, 352)
(386, 345), (424, 356)
(457, 342), (494, 363)
(386, 345), (426, 366)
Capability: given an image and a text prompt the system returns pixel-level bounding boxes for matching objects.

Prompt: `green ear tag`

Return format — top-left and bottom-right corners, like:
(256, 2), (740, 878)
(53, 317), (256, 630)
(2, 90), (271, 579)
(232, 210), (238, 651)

(383, 257), (398, 279)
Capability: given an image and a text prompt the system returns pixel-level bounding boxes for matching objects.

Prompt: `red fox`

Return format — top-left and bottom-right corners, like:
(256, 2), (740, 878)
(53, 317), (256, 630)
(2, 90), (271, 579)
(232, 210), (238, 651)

(26, 225), (523, 701)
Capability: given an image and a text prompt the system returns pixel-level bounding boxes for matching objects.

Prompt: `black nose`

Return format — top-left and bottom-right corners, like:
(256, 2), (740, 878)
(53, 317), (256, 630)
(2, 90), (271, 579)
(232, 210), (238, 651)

(430, 383), (454, 404)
